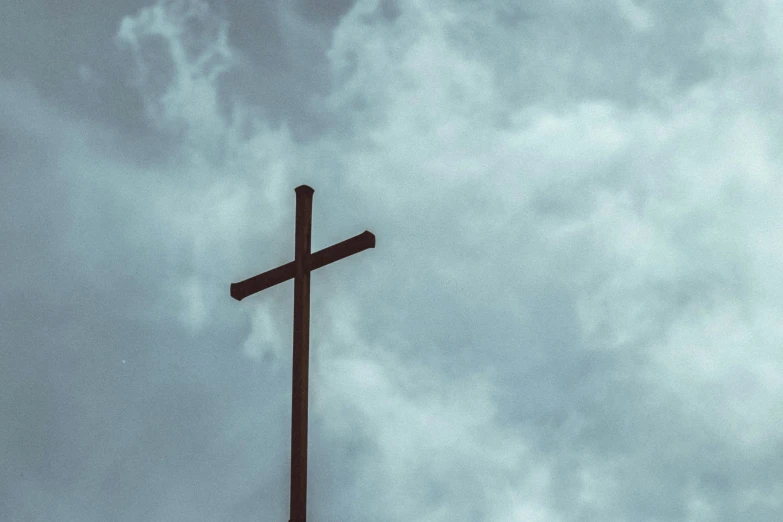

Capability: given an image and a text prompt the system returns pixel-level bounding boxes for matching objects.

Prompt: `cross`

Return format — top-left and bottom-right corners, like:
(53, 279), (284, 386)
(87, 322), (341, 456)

(230, 185), (375, 522)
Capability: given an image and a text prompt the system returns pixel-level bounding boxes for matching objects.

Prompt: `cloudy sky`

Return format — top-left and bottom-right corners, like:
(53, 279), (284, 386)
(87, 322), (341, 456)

(3, 0), (783, 520)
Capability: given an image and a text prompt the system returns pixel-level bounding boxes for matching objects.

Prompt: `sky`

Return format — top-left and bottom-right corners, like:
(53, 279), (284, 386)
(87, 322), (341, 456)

(2, 0), (783, 520)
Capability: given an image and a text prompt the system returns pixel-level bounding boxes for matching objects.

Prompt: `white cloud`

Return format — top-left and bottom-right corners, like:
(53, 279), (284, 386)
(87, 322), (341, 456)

(615, 0), (654, 32)
(242, 299), (287, 362)
(115, 0), (237, 143)
(317, 0), (783, 518)
(5, 0), (783, 519)
(312, 291), (537, 520)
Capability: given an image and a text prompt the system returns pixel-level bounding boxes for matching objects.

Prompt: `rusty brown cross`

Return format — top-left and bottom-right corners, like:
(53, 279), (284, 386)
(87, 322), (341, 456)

(230, 185), (375, 522)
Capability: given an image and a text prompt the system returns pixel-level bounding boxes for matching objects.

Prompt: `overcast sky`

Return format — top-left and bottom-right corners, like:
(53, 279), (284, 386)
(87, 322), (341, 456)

(2, 0), (783, 520)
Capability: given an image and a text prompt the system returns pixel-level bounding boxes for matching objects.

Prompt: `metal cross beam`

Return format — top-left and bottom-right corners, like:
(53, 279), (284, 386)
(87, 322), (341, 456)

(230, 185), (375, 522)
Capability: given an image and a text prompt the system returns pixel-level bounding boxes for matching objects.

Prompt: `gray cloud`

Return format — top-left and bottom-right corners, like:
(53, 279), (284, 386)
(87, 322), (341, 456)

(2, 0), (782, 520)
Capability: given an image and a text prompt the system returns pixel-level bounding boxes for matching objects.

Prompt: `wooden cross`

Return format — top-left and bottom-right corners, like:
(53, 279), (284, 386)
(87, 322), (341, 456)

(230, 185), (375, 522)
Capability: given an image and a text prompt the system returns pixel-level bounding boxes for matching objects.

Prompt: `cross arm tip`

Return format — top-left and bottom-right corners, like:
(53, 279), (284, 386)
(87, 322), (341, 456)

(295, 184), (314, 195)
(363, 230), (376, 248)
(229, 283), (244, 301)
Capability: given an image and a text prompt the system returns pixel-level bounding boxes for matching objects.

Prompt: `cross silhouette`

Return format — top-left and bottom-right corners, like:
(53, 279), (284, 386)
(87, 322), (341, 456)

(231, 185), (375, 522)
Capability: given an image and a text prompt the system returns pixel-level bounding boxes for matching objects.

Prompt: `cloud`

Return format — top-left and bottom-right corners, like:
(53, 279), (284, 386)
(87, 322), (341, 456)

(3, 0), (783, 520)
(314, 0), (783, 519)
(115, 0), (237, 140)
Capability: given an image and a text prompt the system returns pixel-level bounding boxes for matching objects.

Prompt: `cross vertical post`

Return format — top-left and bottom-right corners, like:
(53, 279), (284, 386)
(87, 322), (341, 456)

(290, 185), (312, 522)
(230, 184), (375, 522)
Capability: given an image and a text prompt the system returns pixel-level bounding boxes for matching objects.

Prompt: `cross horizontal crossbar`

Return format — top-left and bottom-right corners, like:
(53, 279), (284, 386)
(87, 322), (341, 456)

(230, 230), (375, 301)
